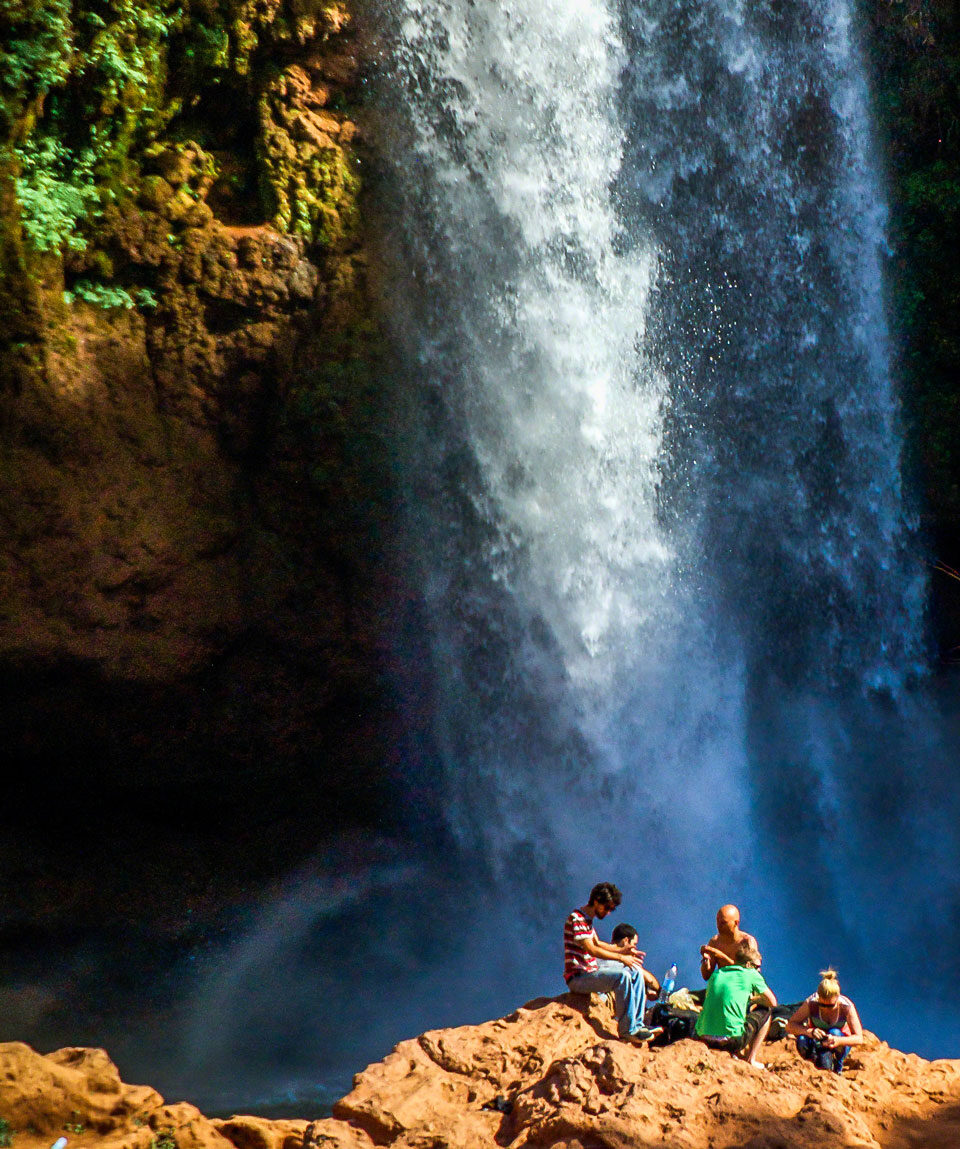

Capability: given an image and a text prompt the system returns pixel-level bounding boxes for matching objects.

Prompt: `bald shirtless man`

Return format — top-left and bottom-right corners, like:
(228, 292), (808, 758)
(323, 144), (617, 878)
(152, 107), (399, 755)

(700, 904), (759, 981)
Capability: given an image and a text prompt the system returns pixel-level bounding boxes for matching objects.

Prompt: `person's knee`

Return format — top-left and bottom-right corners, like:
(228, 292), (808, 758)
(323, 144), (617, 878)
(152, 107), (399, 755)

(612, 968), (634, 990)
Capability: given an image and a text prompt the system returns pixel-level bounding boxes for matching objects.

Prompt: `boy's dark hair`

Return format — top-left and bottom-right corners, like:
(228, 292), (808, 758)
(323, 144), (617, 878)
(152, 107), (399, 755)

(588, 881), (622, 908)
(611, 923), (638, 944)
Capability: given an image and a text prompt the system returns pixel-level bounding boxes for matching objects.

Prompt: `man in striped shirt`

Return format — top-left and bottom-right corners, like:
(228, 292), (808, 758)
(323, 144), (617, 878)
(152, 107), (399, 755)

(563, 881), (662, 1044)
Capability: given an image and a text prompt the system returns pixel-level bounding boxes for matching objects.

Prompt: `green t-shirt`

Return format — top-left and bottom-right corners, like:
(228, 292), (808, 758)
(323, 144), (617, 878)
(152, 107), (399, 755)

(694, 964), (768, 1039)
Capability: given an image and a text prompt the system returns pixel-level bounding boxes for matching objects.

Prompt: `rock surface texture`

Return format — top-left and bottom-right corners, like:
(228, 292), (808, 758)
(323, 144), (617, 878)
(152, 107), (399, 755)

(2, 0), (373, 684)
(4, 995), (960, 1149)
(0, 0), (409, 952)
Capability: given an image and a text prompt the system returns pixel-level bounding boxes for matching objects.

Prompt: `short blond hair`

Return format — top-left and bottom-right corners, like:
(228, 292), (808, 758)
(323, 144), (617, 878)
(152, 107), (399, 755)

(817, 968), (841, 1000)
(736, 940), (761, 966)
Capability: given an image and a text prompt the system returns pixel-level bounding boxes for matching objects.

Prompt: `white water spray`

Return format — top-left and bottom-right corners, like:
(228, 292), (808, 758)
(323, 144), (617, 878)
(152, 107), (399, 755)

(375, 0), (932, 969)
(179, 1), (957, 1096)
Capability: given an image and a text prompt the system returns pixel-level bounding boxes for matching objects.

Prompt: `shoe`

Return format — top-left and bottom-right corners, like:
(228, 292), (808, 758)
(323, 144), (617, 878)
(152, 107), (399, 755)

(626, 1026), (663, 1044)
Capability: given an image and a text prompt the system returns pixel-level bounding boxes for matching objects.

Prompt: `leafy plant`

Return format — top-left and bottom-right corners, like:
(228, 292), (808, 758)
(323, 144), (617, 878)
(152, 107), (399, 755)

(83, 0), (180, 103)
(64, 279), (134, 308)
(14, 136), (99, 252)
(0, 1116), (13, 1147)
(63, 280), (159, 310)
(0, 0), (73, 129)
(150, 1128), (177, 1149)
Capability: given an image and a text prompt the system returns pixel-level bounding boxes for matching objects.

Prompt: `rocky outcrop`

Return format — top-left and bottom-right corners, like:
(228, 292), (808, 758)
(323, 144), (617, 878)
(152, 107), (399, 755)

(0, 1041), (306, 1149)
(0, 0), (406, 901)
(4, 996), (960, 1149)
(321, 994), (960, 1149)
(1, 0), (373, 683)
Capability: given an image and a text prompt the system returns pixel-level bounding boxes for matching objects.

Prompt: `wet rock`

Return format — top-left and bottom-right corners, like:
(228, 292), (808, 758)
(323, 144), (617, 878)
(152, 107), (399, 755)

(138, 175), (175, 211)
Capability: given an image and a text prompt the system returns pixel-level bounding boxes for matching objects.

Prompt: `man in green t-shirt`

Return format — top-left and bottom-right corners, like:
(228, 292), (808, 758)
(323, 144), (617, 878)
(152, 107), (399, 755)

(694, 940), (777, 1067)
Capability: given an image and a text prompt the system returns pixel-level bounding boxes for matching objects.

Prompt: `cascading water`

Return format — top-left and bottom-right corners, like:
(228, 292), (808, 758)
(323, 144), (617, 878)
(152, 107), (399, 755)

(370, 0), (958, 1052)
(178, 1), (960, 1103)
(371, 0), (764, 894)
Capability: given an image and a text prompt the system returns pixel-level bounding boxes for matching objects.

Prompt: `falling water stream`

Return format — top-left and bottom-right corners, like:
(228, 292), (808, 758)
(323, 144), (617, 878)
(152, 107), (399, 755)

(369, 0), (956, 1048)
(176, 0), (960, 1108)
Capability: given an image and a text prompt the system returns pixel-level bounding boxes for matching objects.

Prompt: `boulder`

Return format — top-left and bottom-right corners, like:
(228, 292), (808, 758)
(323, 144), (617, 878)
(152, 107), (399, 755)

(3, 996), (960, 1149)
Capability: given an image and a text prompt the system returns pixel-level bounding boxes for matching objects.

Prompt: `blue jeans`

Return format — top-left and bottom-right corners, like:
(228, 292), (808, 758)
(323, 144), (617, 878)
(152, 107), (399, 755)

(797, 1029), (848, 1073)
(566, 960), (647, 1037)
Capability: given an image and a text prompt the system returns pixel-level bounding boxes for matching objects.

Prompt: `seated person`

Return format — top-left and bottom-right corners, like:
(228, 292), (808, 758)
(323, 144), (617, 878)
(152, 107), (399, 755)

(611, 922), (662, 1001)
(564, 882), (662, 1044)
(700, 904), (759, 980)
(785, 969), (863, 1075)
(694, 940), (776, 1067)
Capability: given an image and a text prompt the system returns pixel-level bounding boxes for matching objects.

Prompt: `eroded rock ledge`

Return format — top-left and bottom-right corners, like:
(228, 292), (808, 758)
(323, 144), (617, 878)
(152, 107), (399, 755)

(1, 0), (405, 830)
(4, 994), (960, 1149)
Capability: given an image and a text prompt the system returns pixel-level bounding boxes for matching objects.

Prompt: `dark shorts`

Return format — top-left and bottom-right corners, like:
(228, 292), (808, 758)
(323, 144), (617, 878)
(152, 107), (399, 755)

(697, 1033), (744, 1053)
(696, 1006), (771, 1054)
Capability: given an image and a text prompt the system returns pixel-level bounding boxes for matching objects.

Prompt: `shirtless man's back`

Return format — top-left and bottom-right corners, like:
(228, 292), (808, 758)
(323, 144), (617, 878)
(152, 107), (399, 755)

(700, 904), (758, 980)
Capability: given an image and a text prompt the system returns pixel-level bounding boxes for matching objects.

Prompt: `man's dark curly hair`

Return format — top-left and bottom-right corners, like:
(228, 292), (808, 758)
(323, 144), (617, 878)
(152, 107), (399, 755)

(588, 881), (622, 908)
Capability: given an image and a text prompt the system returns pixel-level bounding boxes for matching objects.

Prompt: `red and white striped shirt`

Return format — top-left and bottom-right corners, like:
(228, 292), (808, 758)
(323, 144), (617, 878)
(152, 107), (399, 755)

(564, 907), (598, 980)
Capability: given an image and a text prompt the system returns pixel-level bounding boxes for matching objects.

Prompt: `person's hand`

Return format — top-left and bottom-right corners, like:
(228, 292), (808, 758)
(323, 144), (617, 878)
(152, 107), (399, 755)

(635, 949), (646, 963)
(620, 953), (641, 969)
(820, 1034), (838, 1050)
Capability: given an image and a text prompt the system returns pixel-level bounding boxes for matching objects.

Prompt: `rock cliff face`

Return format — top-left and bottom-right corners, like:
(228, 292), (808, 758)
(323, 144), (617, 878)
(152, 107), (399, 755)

(3, 996), (960, 1149)
(2, 0), (372, 672)
(0, 0), (407, 899)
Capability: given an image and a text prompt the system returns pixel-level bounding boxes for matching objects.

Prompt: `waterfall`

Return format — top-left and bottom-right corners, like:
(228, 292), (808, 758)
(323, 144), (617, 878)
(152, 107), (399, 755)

(374, 0), (757, 886)
(370, 0), (956, 1050)
(617, 0), (924, 687)
(178, 2), (957, 1098)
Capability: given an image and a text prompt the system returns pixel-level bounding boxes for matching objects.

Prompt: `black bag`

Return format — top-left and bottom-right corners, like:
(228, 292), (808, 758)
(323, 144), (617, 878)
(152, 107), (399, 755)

(647, 1001), (700, 1045)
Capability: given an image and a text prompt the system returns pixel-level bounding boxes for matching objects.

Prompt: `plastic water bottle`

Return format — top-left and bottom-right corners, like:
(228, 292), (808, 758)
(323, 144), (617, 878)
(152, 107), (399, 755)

(51, 1139), (69, 1149)
(660, 963), (677, 1000)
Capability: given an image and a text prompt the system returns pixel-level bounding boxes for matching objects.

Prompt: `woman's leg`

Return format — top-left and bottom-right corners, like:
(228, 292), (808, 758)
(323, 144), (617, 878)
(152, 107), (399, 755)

(828, 1027), (849, 1074)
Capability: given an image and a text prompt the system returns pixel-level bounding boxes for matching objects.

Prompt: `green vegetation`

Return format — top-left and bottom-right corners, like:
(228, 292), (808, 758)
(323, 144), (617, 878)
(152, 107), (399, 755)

(0, 0), (73, 132)
(63, 279), (158, 309)
(1, 0), (359, 281)
(866, 1), (960, 526)
(150, 1129), (177, 1149)
(4, 0), (180, 256)
(14, 136), (99, 251)
(0, 1117), (12, 1147)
